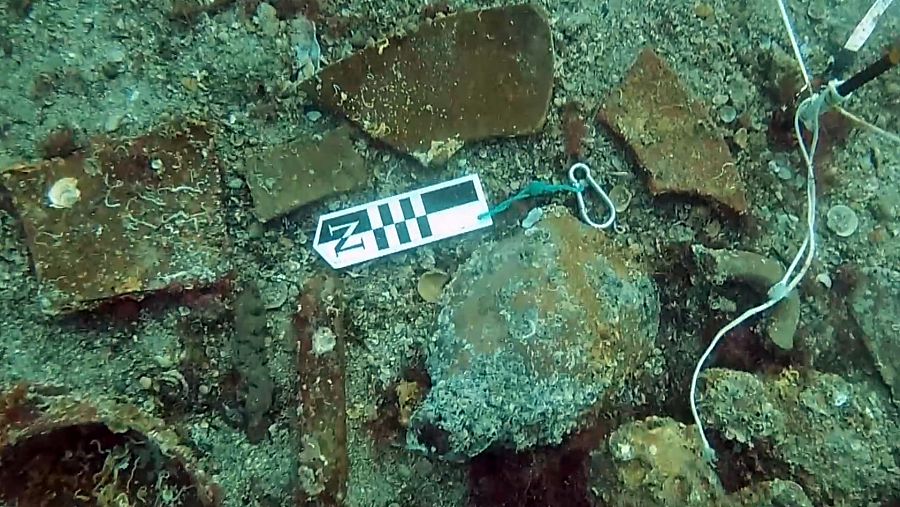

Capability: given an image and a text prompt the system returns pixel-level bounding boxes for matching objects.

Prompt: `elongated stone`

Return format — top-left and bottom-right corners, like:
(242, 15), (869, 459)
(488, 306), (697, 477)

(293, 274), (348, 505)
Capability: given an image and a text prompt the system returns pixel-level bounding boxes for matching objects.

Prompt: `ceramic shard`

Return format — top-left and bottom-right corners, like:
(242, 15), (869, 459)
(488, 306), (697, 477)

(304, 4), (554, 165)
(293, 274), (348, 504)
(0, 121), (228, 315)
(239, 124), (367, 222)
(598, 48), (749, 214)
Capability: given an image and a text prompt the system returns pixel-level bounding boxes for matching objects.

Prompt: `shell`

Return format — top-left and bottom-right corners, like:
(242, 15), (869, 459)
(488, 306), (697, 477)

(47, 177), (81, 209)
(417, 270), (450, 303)
(826, 204), (859, 238)
(608, 184), (633, 213)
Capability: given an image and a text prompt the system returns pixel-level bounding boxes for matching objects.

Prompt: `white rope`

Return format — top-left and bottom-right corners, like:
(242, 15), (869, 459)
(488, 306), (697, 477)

(689, 0), (824, 456)
(688, 0), (900, 456)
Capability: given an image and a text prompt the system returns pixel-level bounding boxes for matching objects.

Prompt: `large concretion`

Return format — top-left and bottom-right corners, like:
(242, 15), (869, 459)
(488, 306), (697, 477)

(408, 211), (659, 459)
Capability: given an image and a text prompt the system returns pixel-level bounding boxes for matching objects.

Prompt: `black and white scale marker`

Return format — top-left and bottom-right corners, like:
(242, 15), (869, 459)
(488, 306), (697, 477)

(313, 174), (493, 269)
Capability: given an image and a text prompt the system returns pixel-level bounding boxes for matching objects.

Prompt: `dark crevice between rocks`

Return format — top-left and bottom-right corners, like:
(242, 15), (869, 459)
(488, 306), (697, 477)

(709, 432), (794, 495)
(368, 365), (432, 448)
(466, 411), (650, 507)
(467, 434), (593, 507)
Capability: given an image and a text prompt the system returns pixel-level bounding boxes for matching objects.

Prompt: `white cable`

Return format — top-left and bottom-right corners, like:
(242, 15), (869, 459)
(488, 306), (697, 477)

(776, 0), (812, 88)
(837, 106), (900, 144)
(690, 0), (822, 456)
(691, 0), (899, 457)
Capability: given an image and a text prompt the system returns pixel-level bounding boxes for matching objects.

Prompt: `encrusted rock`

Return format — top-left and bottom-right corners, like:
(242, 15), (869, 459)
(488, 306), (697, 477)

(0, 384), (218, 506)
(848, 272), (900, 404)
(588, 416), (813, 507)
(729, 479), (813, 507)
(700, 367), (900, 505)
(590, 416), (724, 506)
(407, 211), (659, 459)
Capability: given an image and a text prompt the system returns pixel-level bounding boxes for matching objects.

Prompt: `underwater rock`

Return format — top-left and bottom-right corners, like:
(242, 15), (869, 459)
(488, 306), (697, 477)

(303, 4), (554, 165)
(691, 245), (799, 350)
(0, 120), (228, 315)
(848, 273), (900, 403)
(700, 367), (900, 505)
(589, 416), (724, 507)
(597, 48), (748, 214)
(239, 124), (368, 222)
(407, 210), (659, 459)
(729, 479), (813, 507)
(0, 384), (218, 506)
(588, 416), (813, 507)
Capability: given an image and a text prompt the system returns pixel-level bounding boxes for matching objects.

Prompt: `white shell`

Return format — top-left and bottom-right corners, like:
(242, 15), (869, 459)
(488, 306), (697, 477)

(826, 204), (859, 237)
(47, 177), (81, 209)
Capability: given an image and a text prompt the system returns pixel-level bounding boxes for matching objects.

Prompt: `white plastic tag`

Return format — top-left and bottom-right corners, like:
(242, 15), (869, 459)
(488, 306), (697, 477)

(844, 0), (894, 52)
(313, 174), (493, 269)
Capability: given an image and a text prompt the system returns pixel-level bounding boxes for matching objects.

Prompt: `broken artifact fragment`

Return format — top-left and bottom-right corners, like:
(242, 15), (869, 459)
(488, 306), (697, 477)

(239, 124), (368, 222)
(293, 275), (349, 504)
(849, 274), (900, 404)
(692, 245), (799, 350)
(303, 4), (554, 165)
(598, 48), (749, 214)
(0, 121), (228, 315)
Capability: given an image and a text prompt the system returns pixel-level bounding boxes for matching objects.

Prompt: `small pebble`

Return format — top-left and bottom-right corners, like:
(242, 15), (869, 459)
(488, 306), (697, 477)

(733, 127), (749, 150)
(826, 204), (859, 237)
(227, 177), (245, 189)
(874, 188), (899, 221)
(312, 327), (337, 356)
(139, 376), (153, 390)
(104, 111), (125, 132)
(107, 48), (126, 64)
(306, 110), (322, 122)
(155, 355), (174, 368)
(768, 159), (793, 181)
(47, 177), (81, 209)
(521, 207), (544, 228)
(711, 93), (729, 106)
(807, 0), (827, 20)
(694, 2), (714, 18)
(417, 270), (450, 303)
